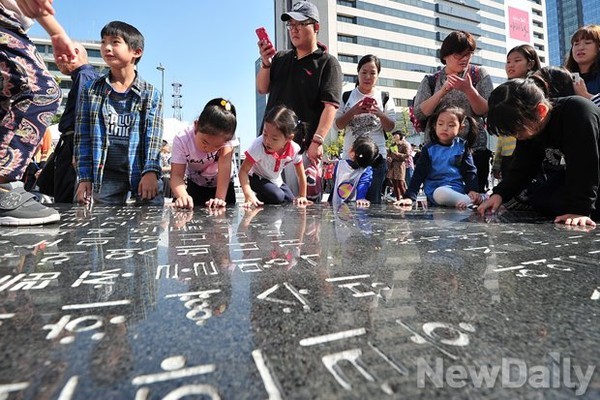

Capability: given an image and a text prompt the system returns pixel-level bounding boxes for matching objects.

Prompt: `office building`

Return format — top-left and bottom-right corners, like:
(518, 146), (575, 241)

(546, 0), (600, 66)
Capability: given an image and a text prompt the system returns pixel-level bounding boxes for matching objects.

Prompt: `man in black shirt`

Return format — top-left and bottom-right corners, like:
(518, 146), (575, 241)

(256, 1), (342, 201)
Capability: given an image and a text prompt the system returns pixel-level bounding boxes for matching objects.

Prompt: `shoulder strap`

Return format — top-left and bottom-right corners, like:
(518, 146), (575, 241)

(381, 91), (389, 108)
(469, 65), (480, 86)
(427, 70), (441, 94)
(342, 90), (351, 105)
(380, 91), (392, 139)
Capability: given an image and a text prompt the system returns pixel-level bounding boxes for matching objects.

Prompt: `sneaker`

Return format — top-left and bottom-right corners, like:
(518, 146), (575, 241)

(0, 182), (60, 226)
(384, 192), (396, 203)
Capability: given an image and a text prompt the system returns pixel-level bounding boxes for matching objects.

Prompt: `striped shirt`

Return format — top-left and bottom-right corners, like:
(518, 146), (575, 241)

(492, 136), (517, 171)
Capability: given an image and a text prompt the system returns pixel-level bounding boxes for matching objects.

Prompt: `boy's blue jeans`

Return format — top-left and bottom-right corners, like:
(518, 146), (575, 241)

(93, 179), (164, 206)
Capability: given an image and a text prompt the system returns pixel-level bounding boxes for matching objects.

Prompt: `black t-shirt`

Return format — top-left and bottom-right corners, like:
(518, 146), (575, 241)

(494, 96), (600, 216)
(266, 43), (342, 152)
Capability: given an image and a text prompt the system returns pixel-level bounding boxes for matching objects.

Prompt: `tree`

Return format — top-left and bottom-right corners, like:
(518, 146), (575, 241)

(323, 130), (345, 160)
(396, 108), (413, 137)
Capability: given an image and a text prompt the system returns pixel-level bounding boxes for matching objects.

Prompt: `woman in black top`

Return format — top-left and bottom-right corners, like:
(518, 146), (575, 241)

(478, 78), (600, 227)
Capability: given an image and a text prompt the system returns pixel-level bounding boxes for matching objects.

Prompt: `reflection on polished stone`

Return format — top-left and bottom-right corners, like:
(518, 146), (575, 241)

(0, 204), (598, 399)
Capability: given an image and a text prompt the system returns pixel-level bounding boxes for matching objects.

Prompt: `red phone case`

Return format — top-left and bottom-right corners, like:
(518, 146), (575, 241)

(363, 97), (375, 106)
(256, 27), (275, 56)
(256, 27), (271, 44)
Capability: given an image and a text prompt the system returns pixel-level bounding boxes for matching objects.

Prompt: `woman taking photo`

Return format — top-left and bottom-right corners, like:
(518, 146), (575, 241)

(565, 24), (600, 106)
(335, 54), (396, 204)
(413, 30), (494, 192)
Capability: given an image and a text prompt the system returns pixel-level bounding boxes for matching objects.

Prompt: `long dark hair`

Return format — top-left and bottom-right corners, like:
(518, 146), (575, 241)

(196, 98), (237, 139)
(439, 31), (476, 64)
(487, 79), (551, 137)
(530, 66), (575, 99)
(351, 136), (379, 168)
(565, 24), (600, 74)
(263, 105), (308, 140)
(507, 44), (542, 74)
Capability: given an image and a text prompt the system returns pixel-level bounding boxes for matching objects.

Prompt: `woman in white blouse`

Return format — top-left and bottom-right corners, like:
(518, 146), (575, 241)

(335, 54), (397, 204)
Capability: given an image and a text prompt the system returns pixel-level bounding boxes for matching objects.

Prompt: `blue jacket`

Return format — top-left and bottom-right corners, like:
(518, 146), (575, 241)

(405, 137), (478, 203)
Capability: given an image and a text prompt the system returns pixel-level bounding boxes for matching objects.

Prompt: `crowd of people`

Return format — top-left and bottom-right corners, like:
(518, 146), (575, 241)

(1, 1), (600, 228)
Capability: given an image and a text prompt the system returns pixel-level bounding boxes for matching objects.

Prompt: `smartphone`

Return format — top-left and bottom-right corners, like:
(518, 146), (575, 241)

(256, 27), (275, 55)
(572, 72), (581, 83)
(362, 97), (375, 107)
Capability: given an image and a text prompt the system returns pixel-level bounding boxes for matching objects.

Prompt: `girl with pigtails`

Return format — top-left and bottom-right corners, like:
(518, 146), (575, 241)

(396, 105), (487, 209)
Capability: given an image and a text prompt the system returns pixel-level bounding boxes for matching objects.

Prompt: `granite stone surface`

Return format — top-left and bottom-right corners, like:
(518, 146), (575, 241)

(0, 203), (598, 399)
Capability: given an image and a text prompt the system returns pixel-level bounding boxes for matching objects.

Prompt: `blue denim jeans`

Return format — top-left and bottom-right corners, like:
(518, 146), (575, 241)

(405, 167), (414, 187)
(93, 179), (164, 206)
(366, 162), (387, 204)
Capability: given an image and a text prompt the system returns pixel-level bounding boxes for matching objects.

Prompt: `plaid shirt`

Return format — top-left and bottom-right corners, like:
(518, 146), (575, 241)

(74, 72), (163, 195)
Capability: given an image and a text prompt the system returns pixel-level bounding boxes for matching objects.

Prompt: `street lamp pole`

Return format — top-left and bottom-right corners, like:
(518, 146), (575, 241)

(156, 63), (165, 100)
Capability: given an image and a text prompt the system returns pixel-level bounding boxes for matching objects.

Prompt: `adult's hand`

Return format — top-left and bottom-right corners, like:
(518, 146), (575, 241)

(554, 213), (596, 228)
(257, 40), (275, 66)
(446, 70), (473, 93)
(307, 141), (323, 166)
(17, 0), (54, 18)
(50, 32), (76, 63)
(573, 80), (591, 99)
(477, 194), (503, 216)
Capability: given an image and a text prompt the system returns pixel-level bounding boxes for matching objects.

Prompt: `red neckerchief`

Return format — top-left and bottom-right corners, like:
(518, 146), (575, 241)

(263, 141), (295, 172)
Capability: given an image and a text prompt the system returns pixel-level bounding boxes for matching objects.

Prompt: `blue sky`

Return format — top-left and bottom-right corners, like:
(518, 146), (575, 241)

(29, 0), (275, 148)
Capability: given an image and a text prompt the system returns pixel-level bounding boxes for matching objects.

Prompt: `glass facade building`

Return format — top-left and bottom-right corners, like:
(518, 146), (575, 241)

(547, 0), (600, 66)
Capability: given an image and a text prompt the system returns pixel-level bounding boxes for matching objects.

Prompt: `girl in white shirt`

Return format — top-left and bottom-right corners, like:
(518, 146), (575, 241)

(239, 105), (312, 208)
(170, 98), (238, 209)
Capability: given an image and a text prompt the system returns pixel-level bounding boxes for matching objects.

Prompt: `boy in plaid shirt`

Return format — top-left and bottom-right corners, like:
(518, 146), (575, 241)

(75, 20), (163, 205)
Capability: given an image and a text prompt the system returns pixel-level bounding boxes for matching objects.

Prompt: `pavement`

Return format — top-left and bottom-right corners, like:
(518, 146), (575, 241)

(0, 203), (598, 399)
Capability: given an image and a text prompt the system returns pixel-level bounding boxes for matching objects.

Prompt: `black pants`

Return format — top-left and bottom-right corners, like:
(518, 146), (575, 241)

(472, 149), (492, 192)
(250, 174), (294, 204)
(186, 180), (236, 206)
(36, 133), (77, 203)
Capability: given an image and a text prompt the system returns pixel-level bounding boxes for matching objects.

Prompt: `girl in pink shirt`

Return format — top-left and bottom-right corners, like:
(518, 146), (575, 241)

(170, 98), (239, 208)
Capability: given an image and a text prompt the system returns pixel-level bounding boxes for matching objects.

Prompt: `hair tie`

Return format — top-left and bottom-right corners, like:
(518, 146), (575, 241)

(358, 154), (363, 158)
(220, 99), (231, 111)
(295, 119), (302, 128)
